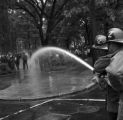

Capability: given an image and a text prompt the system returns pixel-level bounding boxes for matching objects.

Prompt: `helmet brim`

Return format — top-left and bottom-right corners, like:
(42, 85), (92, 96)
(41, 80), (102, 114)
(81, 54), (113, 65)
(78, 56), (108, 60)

(92, 45), (108, 50)
(108, 39), (123, 44)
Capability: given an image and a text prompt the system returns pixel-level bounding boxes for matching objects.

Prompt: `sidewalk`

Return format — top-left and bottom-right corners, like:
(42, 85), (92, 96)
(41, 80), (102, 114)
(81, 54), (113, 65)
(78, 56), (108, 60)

(0, 85), (107, 120)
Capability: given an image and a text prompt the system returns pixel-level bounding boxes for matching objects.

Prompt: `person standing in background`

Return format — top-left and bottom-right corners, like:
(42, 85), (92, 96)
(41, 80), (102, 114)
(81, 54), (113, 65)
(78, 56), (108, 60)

(22, 52), (28, 70)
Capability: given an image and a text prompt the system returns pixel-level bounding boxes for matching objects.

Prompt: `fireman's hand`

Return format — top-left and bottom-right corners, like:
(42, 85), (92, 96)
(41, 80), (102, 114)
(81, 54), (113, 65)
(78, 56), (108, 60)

(92, 75), (100, 83)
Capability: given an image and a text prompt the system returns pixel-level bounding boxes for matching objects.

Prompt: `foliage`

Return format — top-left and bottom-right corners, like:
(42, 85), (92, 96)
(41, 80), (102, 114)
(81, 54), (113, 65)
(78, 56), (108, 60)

(50, 0), (88, 48)
(13, 0), (70, 46)
(8, 0), (123, 56)
(12, 0), (89, 48)
(0, 0), (11, 53)
(8, 9), (40, 51)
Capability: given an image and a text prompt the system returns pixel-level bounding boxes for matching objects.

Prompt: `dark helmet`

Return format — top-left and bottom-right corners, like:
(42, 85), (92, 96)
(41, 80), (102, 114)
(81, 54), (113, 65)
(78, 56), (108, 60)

(93, 35), (108, 50)
(108, 28), (123, 44)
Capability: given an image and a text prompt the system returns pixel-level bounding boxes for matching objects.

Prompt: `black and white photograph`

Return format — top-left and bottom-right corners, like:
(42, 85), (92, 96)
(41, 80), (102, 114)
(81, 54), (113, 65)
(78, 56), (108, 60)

(0, 0), (123, 120)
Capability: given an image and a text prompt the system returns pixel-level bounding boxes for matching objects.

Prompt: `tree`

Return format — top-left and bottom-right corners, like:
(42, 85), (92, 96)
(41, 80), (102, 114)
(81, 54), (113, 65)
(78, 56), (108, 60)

(49, 0), (88, 48)
(14, 0), (72, 46)
(0, 0), (10, 53)
(10, 0), (122, 51)
(9, 9), (41, 51)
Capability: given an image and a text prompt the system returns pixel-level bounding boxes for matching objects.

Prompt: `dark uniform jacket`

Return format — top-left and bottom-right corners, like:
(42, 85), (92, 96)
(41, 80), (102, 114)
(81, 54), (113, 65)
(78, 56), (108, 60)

(94, 52), (119, 113)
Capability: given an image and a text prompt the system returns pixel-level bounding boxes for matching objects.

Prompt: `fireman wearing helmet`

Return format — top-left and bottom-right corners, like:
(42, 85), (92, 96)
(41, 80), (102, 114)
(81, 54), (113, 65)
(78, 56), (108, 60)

(93, 35), (108, 50)
(92, 35), (108, 65)
(106, 28), (123, 120)
(93, 28), (123, 120)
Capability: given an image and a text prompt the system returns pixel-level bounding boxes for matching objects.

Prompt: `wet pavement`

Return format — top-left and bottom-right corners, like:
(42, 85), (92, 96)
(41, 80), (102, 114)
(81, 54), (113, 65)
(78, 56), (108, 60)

(0, 88), (107, 120)
(0, 67), (93, 100)
(0, 69), (107, 120)
(0, 50), (107, 120)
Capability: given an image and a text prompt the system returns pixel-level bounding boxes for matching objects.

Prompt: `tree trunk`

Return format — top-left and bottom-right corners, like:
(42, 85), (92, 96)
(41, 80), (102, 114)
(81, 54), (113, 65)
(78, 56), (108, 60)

(88, 0), (97, 65)
(84, 20), (89, 45)
(38, 18), (49, 46)
(38, 23), (46, 46)
(65, 38), (70, 50)
(0, 0), (10, 53)
(114, 0), (123, 29)
(45, 20), (52, 46)
(89, 0), (97, 46)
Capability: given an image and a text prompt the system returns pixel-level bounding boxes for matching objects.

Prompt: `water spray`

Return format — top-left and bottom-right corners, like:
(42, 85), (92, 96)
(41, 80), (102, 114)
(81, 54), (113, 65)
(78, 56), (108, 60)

(30, 46), (94, 71)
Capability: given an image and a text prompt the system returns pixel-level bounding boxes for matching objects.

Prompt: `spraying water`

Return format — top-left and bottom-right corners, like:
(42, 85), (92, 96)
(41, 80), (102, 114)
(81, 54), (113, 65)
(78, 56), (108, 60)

(30, 46), (94, 71)
(0, 46), (94, 100)
(27, 46), (94, 98)
(0, 47), (98, 120)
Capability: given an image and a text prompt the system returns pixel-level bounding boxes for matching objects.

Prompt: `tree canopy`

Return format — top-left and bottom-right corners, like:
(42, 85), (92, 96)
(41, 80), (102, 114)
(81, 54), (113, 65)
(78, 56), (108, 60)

(0, 0), (123, 55)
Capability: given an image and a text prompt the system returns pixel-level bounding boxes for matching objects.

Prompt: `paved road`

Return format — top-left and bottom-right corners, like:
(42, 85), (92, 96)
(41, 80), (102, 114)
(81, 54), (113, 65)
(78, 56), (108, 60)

(0, 67), (93, 100)
(0, 57), (108, 120)
(0, 68), (108, 120)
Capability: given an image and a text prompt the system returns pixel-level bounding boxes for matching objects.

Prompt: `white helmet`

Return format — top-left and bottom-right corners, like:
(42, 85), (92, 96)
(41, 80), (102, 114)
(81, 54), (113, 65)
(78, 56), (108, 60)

(108, 28), (123, 44)
(93, 35), (108, 50)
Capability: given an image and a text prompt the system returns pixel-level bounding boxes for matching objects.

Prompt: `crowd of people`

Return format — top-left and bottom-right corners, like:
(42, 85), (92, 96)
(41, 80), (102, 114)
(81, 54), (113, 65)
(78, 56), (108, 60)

(0, 52), (28, 73)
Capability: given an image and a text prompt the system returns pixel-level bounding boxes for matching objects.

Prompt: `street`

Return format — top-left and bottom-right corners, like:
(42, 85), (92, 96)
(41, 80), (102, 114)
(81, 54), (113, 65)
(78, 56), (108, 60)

(0, 67), (93, 100)
(0, 65), (107, 120)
